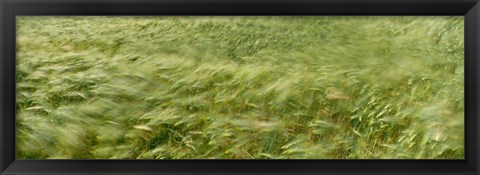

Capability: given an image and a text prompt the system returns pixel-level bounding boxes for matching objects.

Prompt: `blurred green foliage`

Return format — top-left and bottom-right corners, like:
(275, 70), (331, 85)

(16, 16), (464, 159)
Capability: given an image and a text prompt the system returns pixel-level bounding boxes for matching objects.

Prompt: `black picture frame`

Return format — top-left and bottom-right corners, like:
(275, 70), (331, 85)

(1, 0), (479, 175)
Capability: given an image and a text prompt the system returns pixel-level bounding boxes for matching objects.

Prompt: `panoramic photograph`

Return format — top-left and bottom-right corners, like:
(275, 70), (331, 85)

(16, 16), (464, 159)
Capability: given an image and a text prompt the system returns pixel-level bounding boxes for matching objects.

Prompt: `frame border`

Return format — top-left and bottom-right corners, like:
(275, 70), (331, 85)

(1, 0), (479, 175)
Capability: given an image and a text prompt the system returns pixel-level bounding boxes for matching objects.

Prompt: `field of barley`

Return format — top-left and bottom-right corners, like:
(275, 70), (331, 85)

(16, 16), (464, 159)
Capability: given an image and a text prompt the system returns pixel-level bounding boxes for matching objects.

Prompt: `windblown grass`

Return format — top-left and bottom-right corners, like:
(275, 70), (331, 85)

(16, 16), (464, 159)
